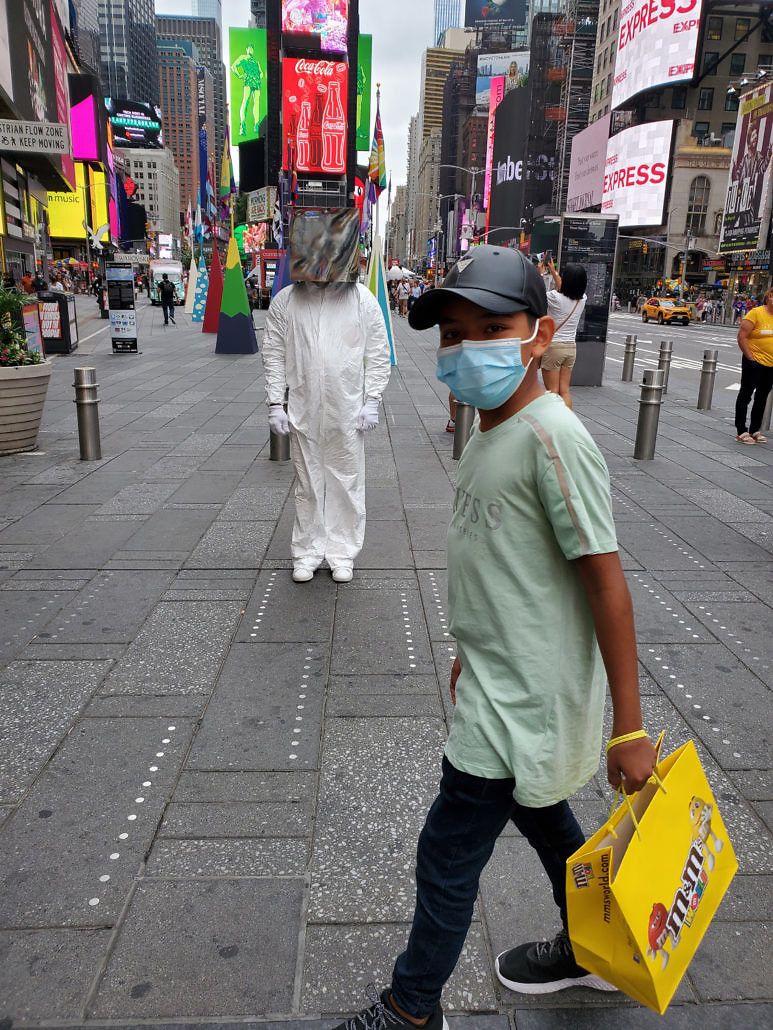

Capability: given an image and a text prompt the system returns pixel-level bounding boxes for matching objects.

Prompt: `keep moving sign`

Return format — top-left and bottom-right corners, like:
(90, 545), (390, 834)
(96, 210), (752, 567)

(106, 265), (138, 354)
(613, 0), (705, 110)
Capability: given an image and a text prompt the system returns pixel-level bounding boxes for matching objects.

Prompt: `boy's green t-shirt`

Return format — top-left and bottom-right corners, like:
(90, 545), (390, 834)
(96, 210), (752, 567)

(445, 392), (619, 807)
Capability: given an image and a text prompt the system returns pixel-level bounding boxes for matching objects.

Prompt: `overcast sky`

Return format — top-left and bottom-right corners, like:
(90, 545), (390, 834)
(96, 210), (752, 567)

(154, 1), (436, 193)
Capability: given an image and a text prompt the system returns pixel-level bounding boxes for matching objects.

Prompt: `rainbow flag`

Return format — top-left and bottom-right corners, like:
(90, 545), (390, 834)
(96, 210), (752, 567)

(368, 101), (386, 197)
(219, 125), (236, 220)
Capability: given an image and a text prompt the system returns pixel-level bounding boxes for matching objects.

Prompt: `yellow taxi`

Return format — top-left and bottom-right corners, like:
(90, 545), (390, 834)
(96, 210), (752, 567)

(641, 297), (691, 325)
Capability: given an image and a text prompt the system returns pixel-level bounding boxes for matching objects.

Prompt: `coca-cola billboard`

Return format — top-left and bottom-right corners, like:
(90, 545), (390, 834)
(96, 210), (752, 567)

(282, 58), (348, 175)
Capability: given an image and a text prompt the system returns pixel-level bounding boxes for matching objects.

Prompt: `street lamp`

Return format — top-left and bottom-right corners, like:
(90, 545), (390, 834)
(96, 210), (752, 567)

(439, 165), (483, 247)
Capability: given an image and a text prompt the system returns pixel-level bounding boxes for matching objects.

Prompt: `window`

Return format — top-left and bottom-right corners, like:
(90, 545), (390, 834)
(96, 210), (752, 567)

(759, 54), (773, 69)
(721, 122), (736, 145)
(707, 17), (722, 40)
(686, 175), (710, 236)
(698, 87), (714, 110)
(672, 86), (687, 109)
(725, 91), (740, 111)
(730, 53), (746, 76)
(693, 121), (709, 140)
(702, 52), (719, 74)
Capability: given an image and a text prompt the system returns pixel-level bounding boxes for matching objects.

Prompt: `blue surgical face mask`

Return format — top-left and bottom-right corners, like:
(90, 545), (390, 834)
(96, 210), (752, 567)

(435, 320), (540, 410)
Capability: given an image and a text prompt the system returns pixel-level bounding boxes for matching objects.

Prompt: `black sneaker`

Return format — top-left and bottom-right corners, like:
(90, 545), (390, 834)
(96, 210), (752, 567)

(495, 927), (616, 995)
(331, 986), (447, 1030)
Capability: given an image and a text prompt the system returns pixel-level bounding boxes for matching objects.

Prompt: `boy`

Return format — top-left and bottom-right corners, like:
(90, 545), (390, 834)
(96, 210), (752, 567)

(332, 247), (655, 1030)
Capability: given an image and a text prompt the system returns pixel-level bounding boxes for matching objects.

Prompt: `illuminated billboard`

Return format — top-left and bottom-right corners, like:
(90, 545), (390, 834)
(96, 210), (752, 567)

(465, 0), (527, 27)
(483, 76), (505, 210)
(70, 95), (99, 162)
(566, 114), (610, 213)
(476, 51), (529, 107)
(612, 0), (705, 110)
(105, 98), (163, 149)
(601, 120), (672, 228)
(356, 34), (372, 152)
(229, 28), (268, 144)
(47, 163), (87, 239)
(720, 83), (773, 254)
(50, 1), (74, 188)
(282, 58), (348, 175)
(282, 1), (349, 52)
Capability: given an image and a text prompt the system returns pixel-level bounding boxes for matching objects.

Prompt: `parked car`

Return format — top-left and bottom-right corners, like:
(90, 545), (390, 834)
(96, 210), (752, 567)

(641, 297), (691, 325)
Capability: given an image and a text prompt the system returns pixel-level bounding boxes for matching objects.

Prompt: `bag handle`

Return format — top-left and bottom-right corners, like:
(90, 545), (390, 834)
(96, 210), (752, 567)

(606, 730), (667, 841)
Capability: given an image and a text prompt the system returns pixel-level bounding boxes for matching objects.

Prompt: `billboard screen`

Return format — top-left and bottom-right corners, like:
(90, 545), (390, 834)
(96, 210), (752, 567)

(720, 83), (773, 254)
(281, 1), (349, 52)
(50, 1), (74, 188)
(282, 58), (348, 175)
(106, 99), (163, 148)
(465, 0), (526, 27)
(566, 114), (610, 213)
(601, 120), (672, 228)
(47, 162), (87, 239)
(70, 95), (99, 162)
(476, 51), (529, 108)
(356, 34), (372, 152)
(612, 0), (705, 110)
(483, 75), (506, 210)
(229, 28), (268, 144)
(487, 87), (531, 237)
(9, 0), (56, 121)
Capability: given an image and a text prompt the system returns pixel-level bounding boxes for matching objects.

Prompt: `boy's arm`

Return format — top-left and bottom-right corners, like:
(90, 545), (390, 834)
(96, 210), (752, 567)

(574, 550), (656, 793)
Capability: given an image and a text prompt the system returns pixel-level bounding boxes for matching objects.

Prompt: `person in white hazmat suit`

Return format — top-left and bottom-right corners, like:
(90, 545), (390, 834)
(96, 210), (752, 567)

(262, 220), (390, 584)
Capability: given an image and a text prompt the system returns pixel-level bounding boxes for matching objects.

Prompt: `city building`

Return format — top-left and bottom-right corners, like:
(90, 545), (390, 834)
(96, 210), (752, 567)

(71, 0), (101, 74)
(386, 184), (408, 267)
(250, 1), (268, 29)
(118, 147), (180, 236)
(420, 46), (466, 139)
(98, 0), (159, 106)
(193, 0), (222, 31)
(157, 39), (214, 219)
(552, 1), (598, 213)
(406, 115), (420, 264)
(155, 14), (226, 196)
(416, 127), (443, 271)
(435, 0), (462, 47)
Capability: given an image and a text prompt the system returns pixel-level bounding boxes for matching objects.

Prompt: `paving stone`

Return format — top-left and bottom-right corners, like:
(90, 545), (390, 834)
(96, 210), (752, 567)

(687, 921), (770, 1002)
(198, 445), (261, 471)
(662, 516), (771, 562)
(90, 879), (303, 1018)
(512, 1003), (773, 1029)
(95, 482), (179, 516)
(614, 522), (710, 571)
(0, 588), (73, 662)
(0, 928), (110, 1022)
(714, 561), (773, 604)
(101, 601), (242, 694)
(25, 517), (139, 570)
(326, 692), (444, 717)
(680, 601), (772, 686)
(168, 470), (244, 504)
(331, 584), (434, 675)
(145, 837), (309, 876)
(713, 874), (773, 921)
(0, 717), (192, 926)
(301, 921), (496, 1013)
(327, 673), (441, 696)
(728, 769), (773, 801)
(0, 659), (112, 802)
(0, 503), (99, 543)
(186, 520), (274, 569)
(236, 570), (337, 642)
(159, 800), (312, 838)
(219, 485), (291, 521)
(18, 641), (127, 660)
(626, 575), (713, 643)
(358, 518), (414, 568)
(173, 770), (316, 803)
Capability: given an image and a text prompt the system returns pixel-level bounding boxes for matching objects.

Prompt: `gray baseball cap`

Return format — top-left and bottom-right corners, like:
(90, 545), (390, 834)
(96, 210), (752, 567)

(409, 245), (548, 329)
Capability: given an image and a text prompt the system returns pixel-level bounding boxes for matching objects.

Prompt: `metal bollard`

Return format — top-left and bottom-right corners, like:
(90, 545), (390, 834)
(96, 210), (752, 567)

(697, 349), (718, 411)
(621, 334), (637, 382)
(658, 339), (673, 395)
(269, 392), (291, 462)
(762, 386), (773, 432)
(633, 368), (666, 461)
(452, 402), (475, 460)
(72, 367), (101, 461)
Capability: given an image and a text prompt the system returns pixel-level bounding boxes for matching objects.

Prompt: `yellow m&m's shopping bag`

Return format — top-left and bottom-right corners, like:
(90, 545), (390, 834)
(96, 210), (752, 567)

(566, 739), (737, 1014)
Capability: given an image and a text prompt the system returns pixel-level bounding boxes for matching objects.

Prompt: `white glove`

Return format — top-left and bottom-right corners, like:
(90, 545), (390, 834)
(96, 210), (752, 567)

(268, 405), (290, 435)
(356, 396), (380, 431)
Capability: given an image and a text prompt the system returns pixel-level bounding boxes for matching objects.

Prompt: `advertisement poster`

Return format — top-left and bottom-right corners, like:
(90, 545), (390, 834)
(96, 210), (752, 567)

(356, 35), (372, 152)
(566, 114), (610, 213)
(483, 75), (506, 211)
(720, 83), (773, 254)
(50, 1), (74, 187)
(22, 303), (44, 357)
(486, 87), (531, 238)
(476, 50), (529, 108)
(229, 28), (268, 144)
(282, 1), (349, 52)
(105, 99), (164, 149)
(10, 0), (55, 122)
(0, 0), (11, 102)
(612, 0), (705, 109)
(39, 302), (62, 339)
(106, 264), (137, 353)
(601, 120), (672, 228)
(47, 163), (88, 239)
(465, 0), (527, 27)
(282, 58), (348, 175)
(247, 187), (277, 222)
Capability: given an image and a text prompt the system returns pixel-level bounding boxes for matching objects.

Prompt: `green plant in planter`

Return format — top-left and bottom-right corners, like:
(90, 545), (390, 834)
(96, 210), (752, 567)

(0, 285), (24, 326)
(0, 317), (42, 367)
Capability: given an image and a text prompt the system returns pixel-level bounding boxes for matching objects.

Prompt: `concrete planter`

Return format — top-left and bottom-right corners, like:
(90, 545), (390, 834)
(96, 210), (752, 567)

(0, 360), (52, 455)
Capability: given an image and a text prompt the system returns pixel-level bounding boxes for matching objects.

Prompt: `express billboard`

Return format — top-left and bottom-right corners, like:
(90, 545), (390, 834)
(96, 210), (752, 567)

(612, 0), (704, 110)
(106, 99), (163, 149)
(476, 51), (529, 108)
(229, 28), (268, 145)
(601, 120), (672, 228)
(720, 83), (773, 254)
(566, 114), (610, 213)
(282, 58), (348, 175)
(465, 0), (527, 28)
(282, 1), (349, 52)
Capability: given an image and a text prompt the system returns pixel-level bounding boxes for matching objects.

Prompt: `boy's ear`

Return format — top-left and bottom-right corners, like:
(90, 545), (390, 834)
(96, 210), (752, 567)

(530, 316), (555, 359)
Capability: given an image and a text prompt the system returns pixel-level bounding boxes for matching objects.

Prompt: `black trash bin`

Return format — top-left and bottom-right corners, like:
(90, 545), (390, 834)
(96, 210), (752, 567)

(37, 291), (79, 354)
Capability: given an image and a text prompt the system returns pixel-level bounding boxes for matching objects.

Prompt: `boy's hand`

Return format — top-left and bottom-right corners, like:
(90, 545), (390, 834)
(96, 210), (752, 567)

(607, 736), (657, 794)
(449, 656), (461, 706)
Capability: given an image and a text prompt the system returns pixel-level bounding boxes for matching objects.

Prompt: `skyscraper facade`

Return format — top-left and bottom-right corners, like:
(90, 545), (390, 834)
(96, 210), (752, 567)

(98, 0), (159, 105)
(193, 0), (222, 31)
(434, 0), (461, 46)
(71, 0), (101, 74)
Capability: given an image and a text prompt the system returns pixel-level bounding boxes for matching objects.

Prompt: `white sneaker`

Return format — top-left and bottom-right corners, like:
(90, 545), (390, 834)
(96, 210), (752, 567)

(292, 566), (315, 583)
(331, 566), (353, 583)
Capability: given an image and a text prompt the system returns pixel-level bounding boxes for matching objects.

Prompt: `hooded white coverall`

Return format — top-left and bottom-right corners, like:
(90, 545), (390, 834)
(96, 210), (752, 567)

(262, 282), (391, 568)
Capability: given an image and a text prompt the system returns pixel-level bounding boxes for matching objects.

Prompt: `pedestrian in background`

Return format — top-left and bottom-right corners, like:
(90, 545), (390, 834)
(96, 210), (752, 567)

(540, 259), (587, 410)
(735, 288), (773, 444)
(397, 278), (410, 317)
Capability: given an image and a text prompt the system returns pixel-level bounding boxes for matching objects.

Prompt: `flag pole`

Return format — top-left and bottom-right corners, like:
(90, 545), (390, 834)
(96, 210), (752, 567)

(374, 85), (380, 240)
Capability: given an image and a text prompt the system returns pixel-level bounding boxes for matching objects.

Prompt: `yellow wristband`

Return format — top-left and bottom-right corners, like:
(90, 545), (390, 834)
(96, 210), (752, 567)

(606, 729), (649, 754)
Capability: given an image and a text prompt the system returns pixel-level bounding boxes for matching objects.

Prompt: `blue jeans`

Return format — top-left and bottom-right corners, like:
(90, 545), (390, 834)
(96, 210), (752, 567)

(391, 756), (585, 1018)
(161, 299), (175, 323)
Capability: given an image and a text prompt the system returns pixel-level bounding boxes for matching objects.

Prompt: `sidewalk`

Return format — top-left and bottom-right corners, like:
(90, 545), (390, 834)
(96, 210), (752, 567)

(0, 295), (770, 1029)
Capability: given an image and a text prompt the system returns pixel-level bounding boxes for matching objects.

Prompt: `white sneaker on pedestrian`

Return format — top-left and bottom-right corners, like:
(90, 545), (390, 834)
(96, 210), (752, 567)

(331, 566), (353, 583)
(292, 565), (315, 583)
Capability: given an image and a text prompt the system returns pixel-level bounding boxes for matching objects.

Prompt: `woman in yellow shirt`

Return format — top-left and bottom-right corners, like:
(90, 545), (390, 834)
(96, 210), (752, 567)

(735, 289), (773, 443)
